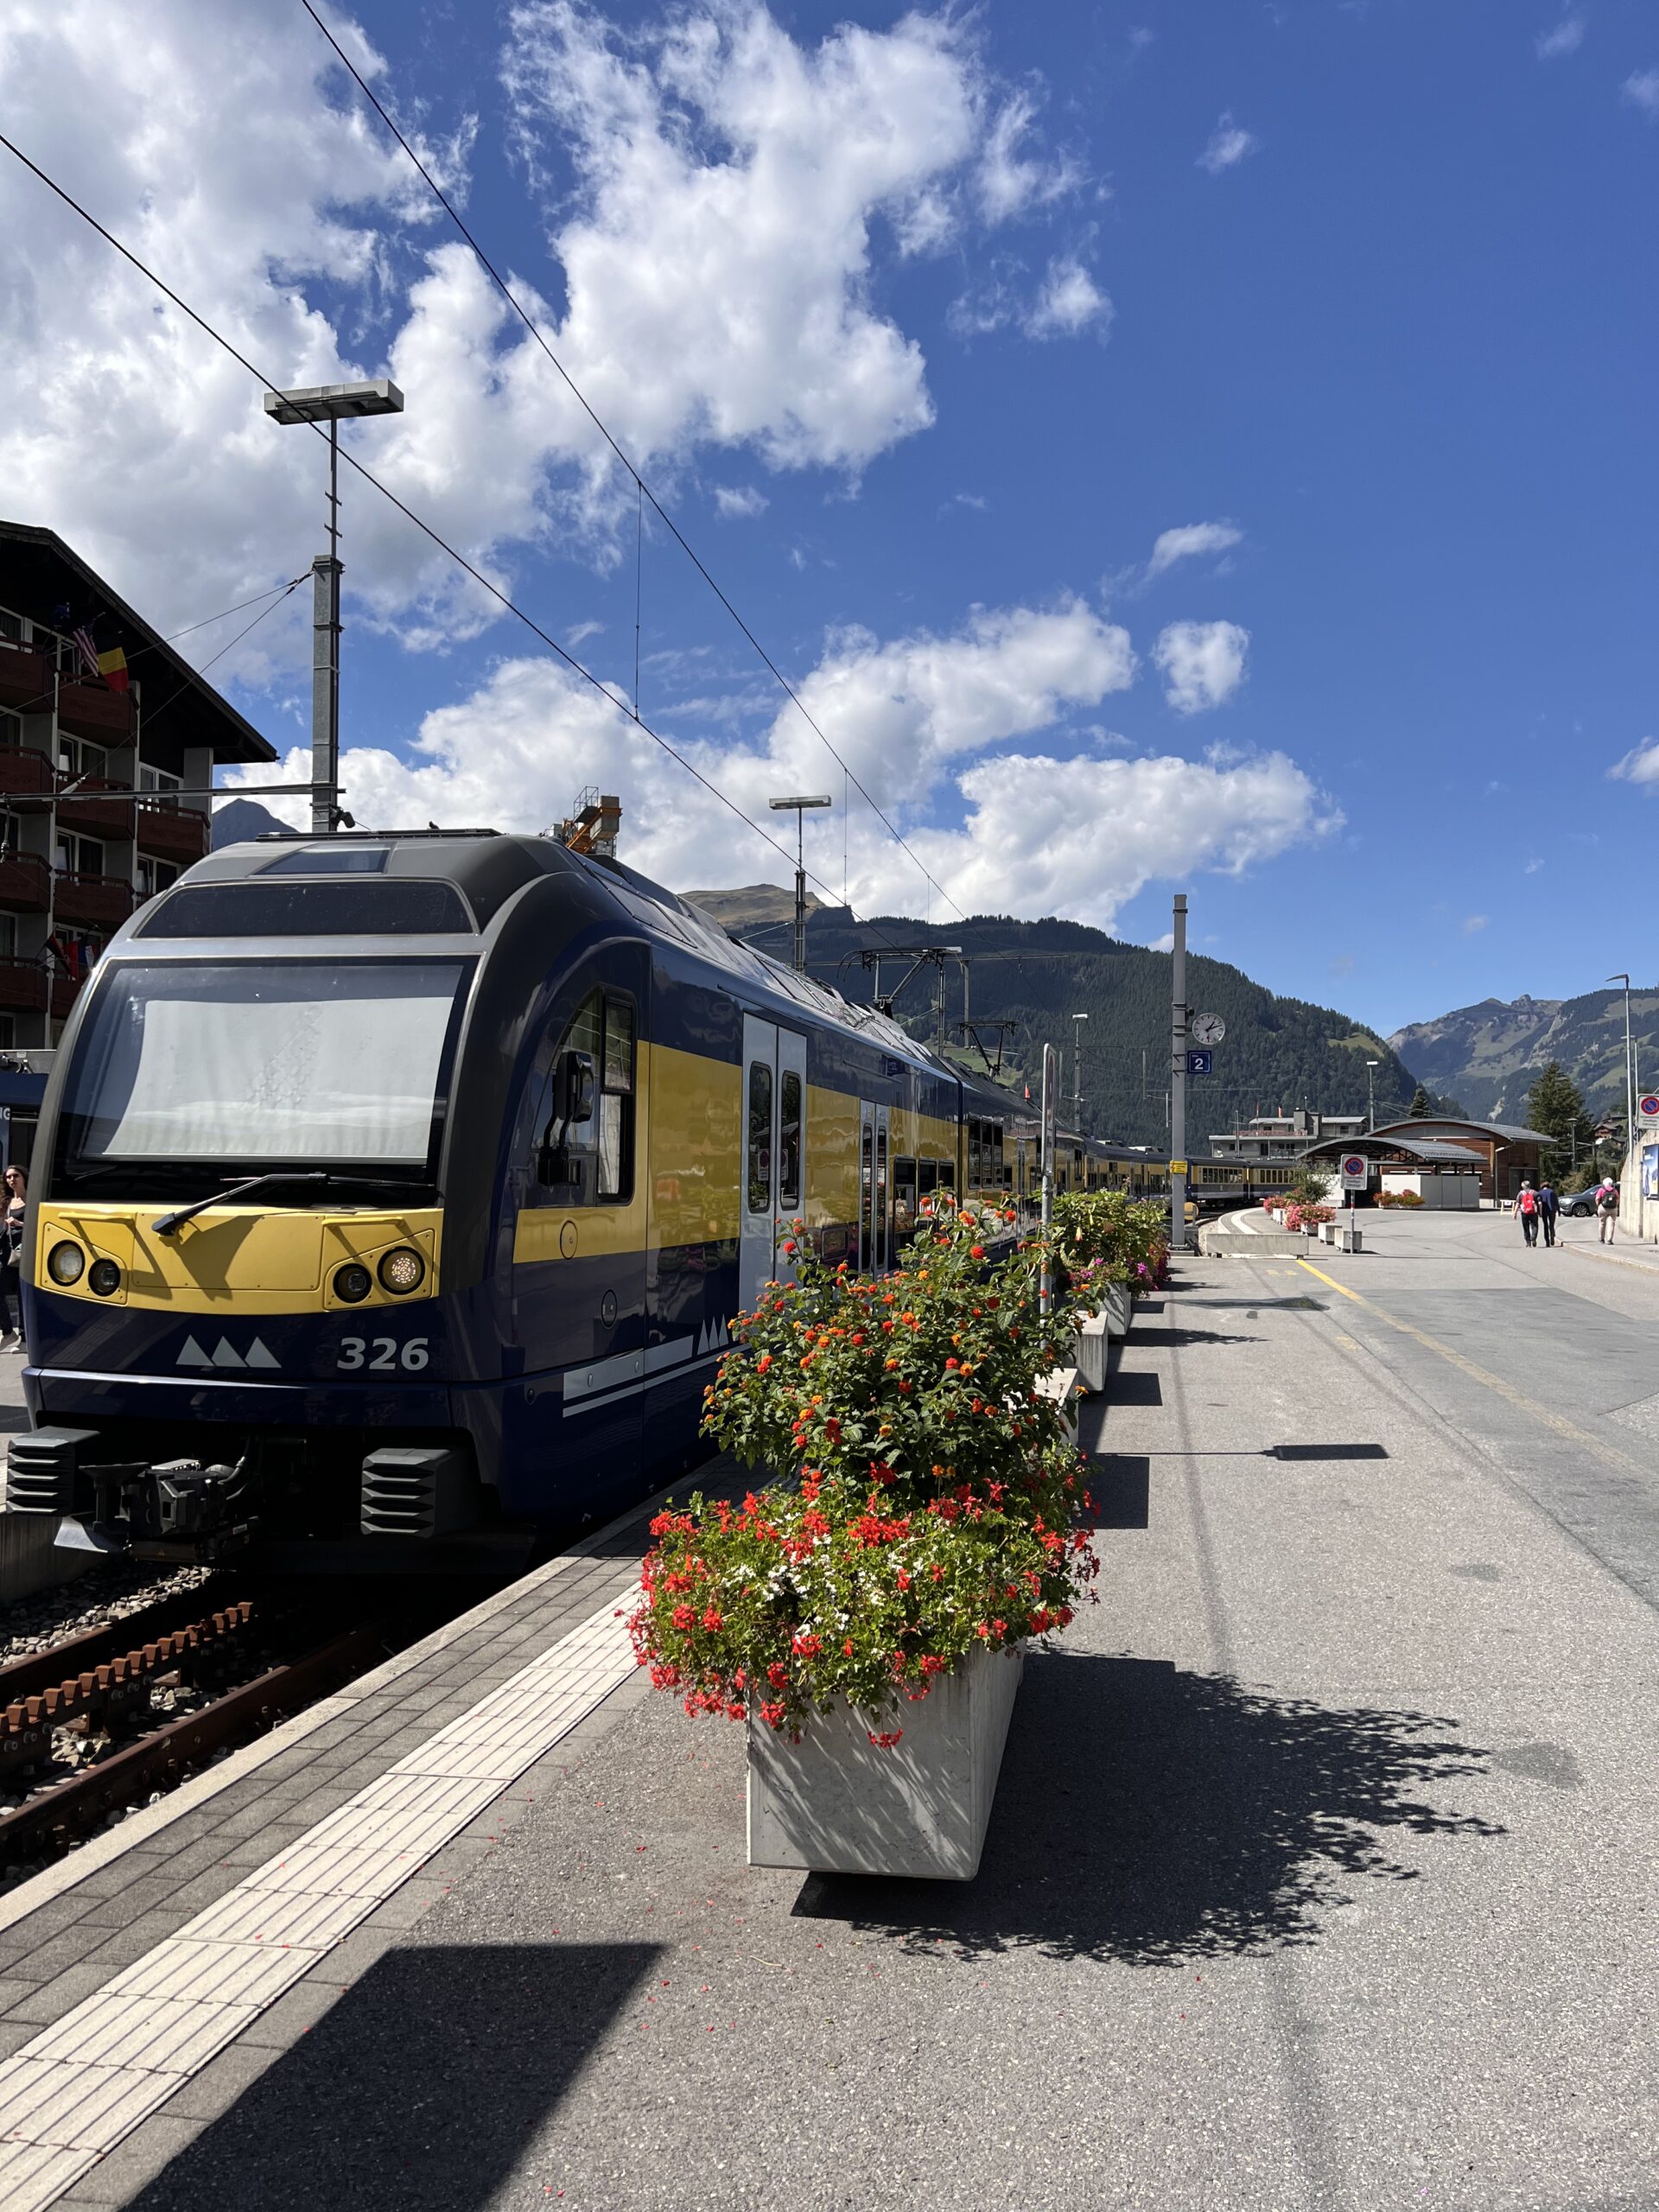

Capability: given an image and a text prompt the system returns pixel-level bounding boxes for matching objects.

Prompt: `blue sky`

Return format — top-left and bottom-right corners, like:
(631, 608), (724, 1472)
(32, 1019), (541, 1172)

(3, 0), (1656, 1034)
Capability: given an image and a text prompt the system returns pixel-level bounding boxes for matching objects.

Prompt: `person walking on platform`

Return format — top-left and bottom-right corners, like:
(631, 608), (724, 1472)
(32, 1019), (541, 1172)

(1514, 1180), (1540, 1248)
(1537, 1179), (1560, 1249)
(0, 1164), (26, 1350)
(1595, 1176), (1620, 1244)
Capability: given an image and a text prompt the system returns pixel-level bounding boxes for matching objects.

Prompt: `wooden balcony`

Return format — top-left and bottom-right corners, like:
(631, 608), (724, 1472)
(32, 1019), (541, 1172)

(0, 852), (50, 913)
(56, 777), (135, 841)
(135, 798), (208, 865)
(0, 958), (73, 1019)
(0, 746), (56, 798)
(0, 647), (52, 715)
(54, 869), (136, 931)
(56, 679), (133, 744)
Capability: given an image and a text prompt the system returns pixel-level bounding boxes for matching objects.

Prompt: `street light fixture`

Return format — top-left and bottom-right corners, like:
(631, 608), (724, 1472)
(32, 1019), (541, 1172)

(1607, 973), (1635, 1160)
(767, 794), (831, 971)
(1365, 1058), (1380, 1133)
(264, 378), (405, 835)
(1071, 1012), (1089, 1127)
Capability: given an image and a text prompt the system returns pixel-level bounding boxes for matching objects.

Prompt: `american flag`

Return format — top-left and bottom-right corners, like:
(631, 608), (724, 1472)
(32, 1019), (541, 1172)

(71, 626), (99, 680)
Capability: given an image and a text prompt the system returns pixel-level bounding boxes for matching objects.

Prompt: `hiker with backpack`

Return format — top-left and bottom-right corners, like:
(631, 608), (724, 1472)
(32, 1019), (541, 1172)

(1595, 1177), (1620, 1244)
(1514, 1180), (1541, 1248)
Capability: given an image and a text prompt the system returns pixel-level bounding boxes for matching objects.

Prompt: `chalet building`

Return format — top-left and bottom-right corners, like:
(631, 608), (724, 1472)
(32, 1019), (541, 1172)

(1209, 1109), (1367, 1163)
(0, 521), (276, 1050)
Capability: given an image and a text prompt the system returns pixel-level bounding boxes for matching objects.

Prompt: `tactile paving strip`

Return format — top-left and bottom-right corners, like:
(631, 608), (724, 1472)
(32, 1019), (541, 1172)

(0, 1584), (639, 2206)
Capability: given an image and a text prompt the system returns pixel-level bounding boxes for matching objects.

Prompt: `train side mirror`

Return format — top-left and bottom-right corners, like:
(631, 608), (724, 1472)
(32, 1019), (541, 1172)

(537, 1051), (597, 1189)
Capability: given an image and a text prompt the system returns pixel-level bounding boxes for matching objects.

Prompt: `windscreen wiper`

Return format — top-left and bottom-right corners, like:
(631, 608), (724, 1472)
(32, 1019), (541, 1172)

(151, 1173), (329, 1237)
(150, 1170), (425, 1236)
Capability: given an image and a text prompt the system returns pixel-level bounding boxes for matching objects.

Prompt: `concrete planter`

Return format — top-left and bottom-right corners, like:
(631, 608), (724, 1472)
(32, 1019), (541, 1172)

(1101, 1282), (1133, 1338)
(747, 1643), (1024, 1880)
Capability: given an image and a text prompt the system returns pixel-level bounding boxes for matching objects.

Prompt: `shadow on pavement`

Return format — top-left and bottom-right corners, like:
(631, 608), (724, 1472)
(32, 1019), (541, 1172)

(125, 1942), (660, 2212)
(794, 1647), (1499, 1964)
(1123, 1324), (1266, 1350)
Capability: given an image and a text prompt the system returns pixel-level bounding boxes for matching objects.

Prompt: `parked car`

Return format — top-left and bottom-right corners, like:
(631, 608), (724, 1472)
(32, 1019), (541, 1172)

(1561, 1185), (1615, 1218)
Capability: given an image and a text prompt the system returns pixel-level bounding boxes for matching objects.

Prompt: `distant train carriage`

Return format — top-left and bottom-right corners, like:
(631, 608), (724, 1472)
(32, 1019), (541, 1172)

(10, 832), (1070, 1573)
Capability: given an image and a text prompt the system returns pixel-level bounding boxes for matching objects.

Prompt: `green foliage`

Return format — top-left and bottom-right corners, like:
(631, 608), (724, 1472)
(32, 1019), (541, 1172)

(1052, 1189), (1169, 1293)
(1408, 1084), (1433, 1117)
(631, 1198), (1097, 1740)
(1526, 1059), (1598, 1180)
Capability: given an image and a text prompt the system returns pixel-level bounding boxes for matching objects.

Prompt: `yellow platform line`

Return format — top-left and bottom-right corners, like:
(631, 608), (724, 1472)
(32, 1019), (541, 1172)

(1296, 1256), (1649, 1479)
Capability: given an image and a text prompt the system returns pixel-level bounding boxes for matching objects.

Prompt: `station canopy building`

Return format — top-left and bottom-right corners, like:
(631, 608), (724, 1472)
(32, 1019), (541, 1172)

(1297, 1116), (1554, 1205)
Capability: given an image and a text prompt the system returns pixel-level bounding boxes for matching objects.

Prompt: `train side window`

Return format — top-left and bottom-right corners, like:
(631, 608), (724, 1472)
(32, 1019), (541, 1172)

(533, 989), (635, 1206)
(893, 1154), (917, 1237)
(936, 1159), (955, 1190)
(779, 1070), (802, 1211)
(917, 1158), (938, 1198)
(747, 1061), (772, 1214)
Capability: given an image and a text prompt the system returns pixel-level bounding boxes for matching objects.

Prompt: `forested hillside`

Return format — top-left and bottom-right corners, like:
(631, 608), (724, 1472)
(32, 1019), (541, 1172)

(685, 890), (1417, 1149)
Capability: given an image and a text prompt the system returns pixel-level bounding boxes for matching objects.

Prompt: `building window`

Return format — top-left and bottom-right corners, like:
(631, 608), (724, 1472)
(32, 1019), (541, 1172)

(57, 734), (108, 780)
(0, 916), (15, 958)
(139, 764), (181, 806)
(0, 709), (21, 750)
(137, 856), (180, 899)
(55, 832), (105, 878)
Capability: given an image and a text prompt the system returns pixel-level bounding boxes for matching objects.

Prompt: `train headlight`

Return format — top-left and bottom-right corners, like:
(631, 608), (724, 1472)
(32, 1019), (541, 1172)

(87, 1258), (122, 1298)
(48, 1242), (86, 1287)
(333, 1262), (372, 1305)
(378, 1246), (425, 1296)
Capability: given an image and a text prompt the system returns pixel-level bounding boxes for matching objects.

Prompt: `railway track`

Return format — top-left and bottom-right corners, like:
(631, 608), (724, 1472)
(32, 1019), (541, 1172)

(0, 1585), (434, 1868)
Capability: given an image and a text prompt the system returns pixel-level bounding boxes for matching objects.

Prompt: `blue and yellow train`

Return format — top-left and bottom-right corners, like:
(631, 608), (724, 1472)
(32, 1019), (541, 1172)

(9, 830), (1144, 1572)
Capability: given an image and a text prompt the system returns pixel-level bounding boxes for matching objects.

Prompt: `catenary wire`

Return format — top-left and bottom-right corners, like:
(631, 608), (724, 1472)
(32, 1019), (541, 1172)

(0, 127), (904, 919)
(295, 0), (965, 924)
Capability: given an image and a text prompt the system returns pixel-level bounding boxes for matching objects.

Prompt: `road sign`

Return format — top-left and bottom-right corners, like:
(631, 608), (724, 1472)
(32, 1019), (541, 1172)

(1339, 1154), (1369, 1190)
(1185, 1049), (1212, 1076)
(1169, 1158), (1189, 1177)
(1640, 1093), (1659, 1122)
(1191, 1012), (1225, 1046)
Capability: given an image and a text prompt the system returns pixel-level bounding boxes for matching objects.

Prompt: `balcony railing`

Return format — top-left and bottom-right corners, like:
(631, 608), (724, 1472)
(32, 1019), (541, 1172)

(0, 745), (56, 797)
(57, 679), (134, 745)
(57, 776), (136, 841)
(0, 645), (53, 716)
(0, 958), (75, 1019)
(54, 870), (137, 931)
(135, 798), (208, 864)
(0, 852), (50, 913)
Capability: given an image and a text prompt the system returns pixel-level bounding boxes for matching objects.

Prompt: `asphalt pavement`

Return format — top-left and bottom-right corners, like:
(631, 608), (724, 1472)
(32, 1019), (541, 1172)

(91, 1211), (1659, 2210)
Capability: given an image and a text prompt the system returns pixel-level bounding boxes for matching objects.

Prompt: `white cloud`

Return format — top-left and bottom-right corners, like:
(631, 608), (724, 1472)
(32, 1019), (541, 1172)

(223, 594), (1334, 929)
(1147, 520), (1243, 576)
(1198, 113), (1258, 175)
(1153, 620), (1249, 713)
(1610, 736), (1659, 785)
(1462, 914), (1489, 935)
(713, 485), (768, 519)
(1021, 257), (1112, 340)
(1535, 14), (1585, 58)
(1523, 856), (1545, 874)
(1623, 69), (1659, 116)
(0, 1), (1071, 677)
(976, 91), (1082, 224)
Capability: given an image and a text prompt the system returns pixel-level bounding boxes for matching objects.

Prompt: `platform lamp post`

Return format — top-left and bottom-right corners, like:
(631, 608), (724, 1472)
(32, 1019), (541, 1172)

(767, 793), (831, 971)
(1071, 1011), (1089, 1128)
(1607, 973), (1635, 1161)
(1366, 1058), (1380, 1133)
(264, 379), (405, 835)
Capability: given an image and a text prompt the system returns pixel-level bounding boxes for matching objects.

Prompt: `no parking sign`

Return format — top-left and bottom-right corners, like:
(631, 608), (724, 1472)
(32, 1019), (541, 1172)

(1339, 1154), (1369, 1192)
(1640, 1093), (1659, 1124)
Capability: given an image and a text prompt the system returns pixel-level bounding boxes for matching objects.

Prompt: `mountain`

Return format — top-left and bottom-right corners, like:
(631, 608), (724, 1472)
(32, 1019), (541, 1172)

(1389, 988), (1659, 1122)
(683, 884), (828, 939)
(211, 797), (289, 849)
(683, 888), (1417, 1149)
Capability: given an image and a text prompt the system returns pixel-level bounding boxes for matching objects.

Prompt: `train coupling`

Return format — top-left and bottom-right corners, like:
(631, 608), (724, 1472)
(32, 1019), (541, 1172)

(9, 1428), (257, 1563)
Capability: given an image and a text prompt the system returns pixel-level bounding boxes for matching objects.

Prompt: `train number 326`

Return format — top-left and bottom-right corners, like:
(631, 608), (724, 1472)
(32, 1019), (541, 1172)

(337, 1338), (430, 1373)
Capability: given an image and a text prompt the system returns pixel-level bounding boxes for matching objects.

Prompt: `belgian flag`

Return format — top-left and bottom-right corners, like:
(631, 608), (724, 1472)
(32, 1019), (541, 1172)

(96, 646), (130, 693)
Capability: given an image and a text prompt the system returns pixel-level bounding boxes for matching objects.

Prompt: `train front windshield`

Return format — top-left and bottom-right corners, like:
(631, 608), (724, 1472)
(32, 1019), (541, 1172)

(53, 958), (473, 1199)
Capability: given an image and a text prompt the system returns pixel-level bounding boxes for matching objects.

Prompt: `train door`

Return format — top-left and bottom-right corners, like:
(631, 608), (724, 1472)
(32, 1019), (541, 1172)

(859, 1100), (891, 1273)
(740, 1016), (807, 1315)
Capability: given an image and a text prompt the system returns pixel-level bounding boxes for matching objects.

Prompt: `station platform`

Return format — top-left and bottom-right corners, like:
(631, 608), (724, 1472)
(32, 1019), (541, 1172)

(2, 1214), (1658, 2208)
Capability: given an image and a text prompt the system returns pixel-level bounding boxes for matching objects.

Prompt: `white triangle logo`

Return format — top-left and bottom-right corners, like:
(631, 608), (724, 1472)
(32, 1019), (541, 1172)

(211, 1338), (245, 1370)
(178, 1335), (212, 1369)
(697, 1320), (709, 1356)
(245, 1338), (280, 1370)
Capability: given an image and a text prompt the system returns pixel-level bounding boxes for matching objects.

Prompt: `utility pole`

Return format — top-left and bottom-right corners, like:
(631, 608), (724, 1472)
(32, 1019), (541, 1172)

(1039, 1041), (1058, 1321)
(1366, 1058), (1380, 1133)
(1071, 1011), (1089, 1128)
(767, 794), (831, 971)
(1608, 973), (1635, 1160)
(1171, 892), (1189, 1252)
(264, 380), (404, 835)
